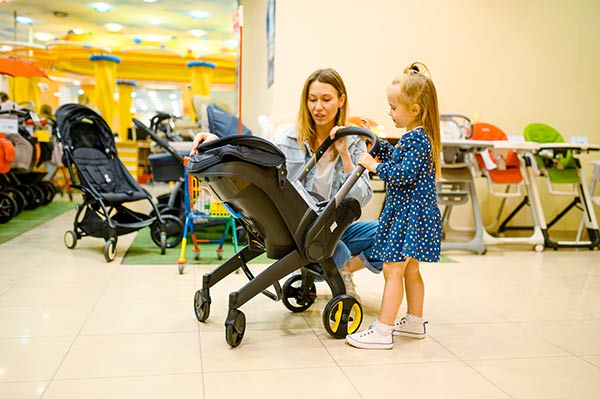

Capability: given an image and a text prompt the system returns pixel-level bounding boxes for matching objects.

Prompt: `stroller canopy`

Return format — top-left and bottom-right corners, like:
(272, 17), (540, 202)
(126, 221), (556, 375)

(56, 104), (117, 156)
(207, 103), (252, 138)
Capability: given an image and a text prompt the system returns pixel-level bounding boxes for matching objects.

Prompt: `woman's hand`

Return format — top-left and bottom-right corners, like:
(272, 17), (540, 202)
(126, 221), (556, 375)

(329, 125), (354, 172)
(358, 152), (378, 173)
(329, 126), (350, 156)
(189, 132), (219, 155)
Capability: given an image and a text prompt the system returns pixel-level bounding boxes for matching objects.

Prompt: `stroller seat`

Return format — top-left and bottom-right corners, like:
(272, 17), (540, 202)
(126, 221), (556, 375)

(73, 147), (149, 203)
(189, 128), (377, 347)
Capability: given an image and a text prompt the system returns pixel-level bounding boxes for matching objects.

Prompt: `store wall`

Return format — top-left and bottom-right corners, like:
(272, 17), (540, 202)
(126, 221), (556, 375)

(241, 0), (600, 229)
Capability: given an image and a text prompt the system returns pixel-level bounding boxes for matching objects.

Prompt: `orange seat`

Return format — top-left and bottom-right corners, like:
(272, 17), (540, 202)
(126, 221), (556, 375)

(470, 122), (522, 184)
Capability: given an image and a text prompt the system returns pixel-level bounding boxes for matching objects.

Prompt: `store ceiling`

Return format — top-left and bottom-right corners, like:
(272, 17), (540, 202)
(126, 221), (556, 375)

(0, 0), (240, 57)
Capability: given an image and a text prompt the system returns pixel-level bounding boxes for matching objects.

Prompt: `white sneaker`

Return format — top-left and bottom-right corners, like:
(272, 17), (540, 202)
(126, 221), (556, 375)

(346, 323), (393, 349)
(393, 316), (428, 339)
(340, 270), (361, 302)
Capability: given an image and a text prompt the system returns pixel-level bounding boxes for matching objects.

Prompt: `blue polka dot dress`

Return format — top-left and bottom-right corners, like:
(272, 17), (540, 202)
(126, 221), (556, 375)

(374, 127), (442, 263)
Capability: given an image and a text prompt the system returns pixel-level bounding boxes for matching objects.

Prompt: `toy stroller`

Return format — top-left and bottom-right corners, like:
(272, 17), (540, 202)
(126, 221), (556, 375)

(188, 127), (379, 347)
(56, 104), (169, 262)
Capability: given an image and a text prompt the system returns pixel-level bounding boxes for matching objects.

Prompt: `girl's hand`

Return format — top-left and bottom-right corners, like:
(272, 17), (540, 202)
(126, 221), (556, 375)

(329, 126), (349, 156)
(190, 132), (219, 155)
(358, 152), (378, 173)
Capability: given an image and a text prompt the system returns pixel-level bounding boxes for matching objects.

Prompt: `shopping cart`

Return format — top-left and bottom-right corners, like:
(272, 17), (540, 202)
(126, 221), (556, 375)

(177, 159), (238, 274)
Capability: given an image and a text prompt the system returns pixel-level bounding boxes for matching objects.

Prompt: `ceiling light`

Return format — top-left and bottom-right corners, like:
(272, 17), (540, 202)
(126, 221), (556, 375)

(140, 34), (167, 42)
(93, 3), (112, 13)
(148, 18), (160, 25)
(223, 39), (239, 49)
(1, 45), (13, 52)
(190, 11), (209, 20)
(16, 16), (33, 24)
(189, 29), (207, 38)
(72, 29), (84, 35)
(105, 23), (122, 32)
(143, 0), (157, 3)
(34, 32), (54, 42)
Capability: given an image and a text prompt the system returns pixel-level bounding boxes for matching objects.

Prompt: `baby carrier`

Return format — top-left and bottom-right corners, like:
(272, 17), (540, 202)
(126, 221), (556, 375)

(188, 127), (379, 347)
(56, 104), (169, 262)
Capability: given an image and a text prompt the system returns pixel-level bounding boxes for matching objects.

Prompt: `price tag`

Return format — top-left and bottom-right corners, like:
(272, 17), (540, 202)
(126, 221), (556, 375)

(0, 118), (19, 134)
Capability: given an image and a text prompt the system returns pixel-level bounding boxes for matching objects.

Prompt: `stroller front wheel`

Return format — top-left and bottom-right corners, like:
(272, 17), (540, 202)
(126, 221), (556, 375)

(104, 238), (117, 262)
(194, 289), (211, 321)
(225, 309), (246, 348)
(322, 295), (363, 339)
(64, 230), (78, 249)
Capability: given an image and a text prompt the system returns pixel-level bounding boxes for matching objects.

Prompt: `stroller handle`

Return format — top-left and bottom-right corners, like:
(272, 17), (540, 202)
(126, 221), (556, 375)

(132, 118), (184, 164)
(296, 126), (380, 181)
(296, 126), (380, 208)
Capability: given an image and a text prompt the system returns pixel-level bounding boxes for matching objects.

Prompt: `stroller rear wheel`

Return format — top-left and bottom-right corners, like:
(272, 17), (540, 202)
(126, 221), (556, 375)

(322, 295), (363, 339)
(282, 274), (317, 312)
(104, 238), (117, 262)
(150, 214), (184, 249)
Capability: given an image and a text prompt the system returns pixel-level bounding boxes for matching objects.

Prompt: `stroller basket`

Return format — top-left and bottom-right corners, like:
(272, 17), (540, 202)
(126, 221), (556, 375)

(79, 206), (157, 238)
(148, 152), (186, 182)
(188, 127), (379, 347)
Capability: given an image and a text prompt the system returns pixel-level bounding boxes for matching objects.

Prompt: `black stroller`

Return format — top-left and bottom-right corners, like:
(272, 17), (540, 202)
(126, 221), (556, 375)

(56, 104), (169, 262)
(188, 127), (379, 347)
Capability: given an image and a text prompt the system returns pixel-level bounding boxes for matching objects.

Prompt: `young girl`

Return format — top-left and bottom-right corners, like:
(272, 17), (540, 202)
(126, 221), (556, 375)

(346, 62), (442, 349)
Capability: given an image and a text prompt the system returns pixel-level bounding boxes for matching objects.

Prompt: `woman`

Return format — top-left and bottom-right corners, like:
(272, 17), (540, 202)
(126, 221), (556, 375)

(191, 68), (382, 301)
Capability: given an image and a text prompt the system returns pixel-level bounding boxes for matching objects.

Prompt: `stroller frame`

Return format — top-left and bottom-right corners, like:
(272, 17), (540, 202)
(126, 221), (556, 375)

(56, 104), (167, 262)
(189, 127), (379, 347)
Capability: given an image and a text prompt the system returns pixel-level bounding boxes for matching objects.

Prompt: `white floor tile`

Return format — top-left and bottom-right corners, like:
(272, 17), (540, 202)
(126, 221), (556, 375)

(0, 381), (48, 399)
(0, 305), (92, 338)
(43, 374), (204, 399)
(55, 333), (202, 379)
(430, 322), (569, 360)
(469, 356), (600, 399)
(343, 361), (511, 398)
(516, 319), (600, 355)
(0, 337), (72, 382)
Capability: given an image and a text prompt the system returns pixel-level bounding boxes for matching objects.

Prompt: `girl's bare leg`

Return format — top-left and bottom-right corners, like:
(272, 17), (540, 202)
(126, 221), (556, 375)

(378, 261), (408, 325)
(404, 258), (424, 317)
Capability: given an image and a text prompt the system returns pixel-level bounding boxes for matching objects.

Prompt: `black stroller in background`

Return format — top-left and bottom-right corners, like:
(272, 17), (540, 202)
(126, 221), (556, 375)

(56, 104), (169, 262)
(133, 104), (252, 247)
(188, 127), (379, 347)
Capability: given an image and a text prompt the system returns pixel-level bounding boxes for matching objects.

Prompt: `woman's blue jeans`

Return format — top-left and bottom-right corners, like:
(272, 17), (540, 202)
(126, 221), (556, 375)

(332, 220), (382, 273)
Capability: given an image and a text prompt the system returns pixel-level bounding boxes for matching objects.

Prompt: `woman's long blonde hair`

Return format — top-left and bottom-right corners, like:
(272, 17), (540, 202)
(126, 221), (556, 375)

(391, 62), (441, 179)
(296, 68), (348, 151)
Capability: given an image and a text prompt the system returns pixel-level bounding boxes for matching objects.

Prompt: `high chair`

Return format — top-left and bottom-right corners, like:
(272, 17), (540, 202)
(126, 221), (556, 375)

(524, 123), (600, 249)
(437, 114), (488, 255)
(577, 160), (600, 242)
(469, 122), (545, 252)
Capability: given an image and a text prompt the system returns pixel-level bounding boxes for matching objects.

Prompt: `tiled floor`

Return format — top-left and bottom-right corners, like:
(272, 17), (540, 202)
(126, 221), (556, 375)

(1, 205), (600, 398)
